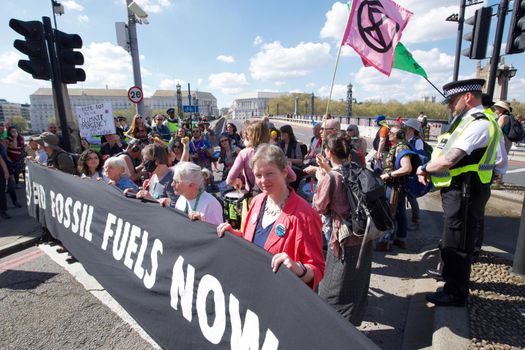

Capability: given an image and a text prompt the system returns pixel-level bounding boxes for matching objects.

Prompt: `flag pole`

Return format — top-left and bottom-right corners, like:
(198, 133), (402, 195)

(325, 43), (344, 116)
(424, 77), (446, 99)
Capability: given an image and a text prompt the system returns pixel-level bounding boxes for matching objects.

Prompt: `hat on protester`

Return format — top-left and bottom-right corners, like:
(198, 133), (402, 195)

(322, 118), (340, 130)
(441, 78), (485, 104)
(493, 100), (512, 113)
(375, 115), (386, 124)
(166, 108), (175, 114)
(30, 135), (44, 146)
(34, 132), (60, 149)
(403, 118), (422, 133)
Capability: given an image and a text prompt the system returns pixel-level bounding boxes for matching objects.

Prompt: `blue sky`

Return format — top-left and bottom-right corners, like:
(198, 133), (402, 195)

(1, 0), (524, 109)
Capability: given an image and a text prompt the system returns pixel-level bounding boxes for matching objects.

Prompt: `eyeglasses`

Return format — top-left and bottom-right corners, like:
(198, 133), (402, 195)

(220, 139), (229, 143)
(173, 145), (182, 149)
(321, 128), (335, 131)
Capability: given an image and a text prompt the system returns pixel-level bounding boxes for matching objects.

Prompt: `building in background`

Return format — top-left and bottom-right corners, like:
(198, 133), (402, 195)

(29, 88), (218, 132)
(0, 99), (30, 125)
(232, 92), (288, 119)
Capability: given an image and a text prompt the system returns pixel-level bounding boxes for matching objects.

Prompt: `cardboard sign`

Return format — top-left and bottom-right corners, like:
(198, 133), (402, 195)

(76, 102), (116, 137)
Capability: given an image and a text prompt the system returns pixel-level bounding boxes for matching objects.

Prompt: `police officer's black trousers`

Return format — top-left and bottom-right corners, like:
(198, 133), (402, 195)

(440, 179), (490, 299)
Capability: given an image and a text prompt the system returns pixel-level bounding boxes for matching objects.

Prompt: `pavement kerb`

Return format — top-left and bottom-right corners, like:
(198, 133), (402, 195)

(0, 234), (41, 260)
(490, 189), (524, 204)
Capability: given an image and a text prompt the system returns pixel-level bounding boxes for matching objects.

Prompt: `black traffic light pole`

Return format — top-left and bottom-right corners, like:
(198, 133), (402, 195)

(453, 0), (467, 82)
(42, 16), (72, 152)
(487, 0), (509, 100)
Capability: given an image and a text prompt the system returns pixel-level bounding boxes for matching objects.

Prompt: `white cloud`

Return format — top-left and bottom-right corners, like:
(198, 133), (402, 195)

(127, 0), (172, 14)
(320, 2), (349, 40)
(250, 41), (331, 81)
(78, 15), (89, 23)
(197, 78), (203, 85)
(216, 55), (235, 63)
(275, 81), (286, 86)
(159, 78), (186, 90)
(62, 0), (84, 11)
(208, 72), (248, 95)
(0, 52), (21, 70)
(253, 35), (263, 46)
(306, 82), (316, 88)
(80, 42), (134, 89)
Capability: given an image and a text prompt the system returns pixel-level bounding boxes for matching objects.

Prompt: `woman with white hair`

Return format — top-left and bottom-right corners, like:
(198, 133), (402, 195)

(172, 162), (223, 225)
(104, 156), (139, 192)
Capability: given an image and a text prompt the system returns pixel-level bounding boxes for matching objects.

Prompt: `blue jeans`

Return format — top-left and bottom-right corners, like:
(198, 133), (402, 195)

(406, 190), (420, 223)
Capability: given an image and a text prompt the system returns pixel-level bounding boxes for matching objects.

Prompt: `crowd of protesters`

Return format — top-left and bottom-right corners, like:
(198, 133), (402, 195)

(7, 88), (515, 326)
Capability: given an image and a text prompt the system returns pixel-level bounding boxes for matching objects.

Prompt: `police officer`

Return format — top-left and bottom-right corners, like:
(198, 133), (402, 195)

(417, 79), (507, 306)
(165, 108), (179, 135)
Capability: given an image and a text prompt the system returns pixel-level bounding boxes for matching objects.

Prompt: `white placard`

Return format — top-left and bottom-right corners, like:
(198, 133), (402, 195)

(76, 102), (116, 137)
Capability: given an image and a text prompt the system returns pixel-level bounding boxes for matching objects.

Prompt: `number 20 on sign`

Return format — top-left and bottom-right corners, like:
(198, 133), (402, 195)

(128, 86), (143, 104)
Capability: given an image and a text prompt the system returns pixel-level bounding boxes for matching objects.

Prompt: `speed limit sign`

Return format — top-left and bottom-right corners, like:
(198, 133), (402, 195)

(128, 86), (143, 104)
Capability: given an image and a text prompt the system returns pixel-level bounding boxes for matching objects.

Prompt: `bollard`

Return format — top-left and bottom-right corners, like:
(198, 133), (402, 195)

(511, 193), (525, 278)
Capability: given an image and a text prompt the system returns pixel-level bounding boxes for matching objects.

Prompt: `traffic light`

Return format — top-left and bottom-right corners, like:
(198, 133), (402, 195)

(462, 7), (493, 60)
(506, 0), (525, 54)
(54, 30), (86, 84)
(9, 19), (51, 80)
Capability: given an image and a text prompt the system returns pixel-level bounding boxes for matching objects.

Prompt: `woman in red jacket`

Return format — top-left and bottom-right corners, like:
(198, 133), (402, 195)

(217, 144), (324, 289)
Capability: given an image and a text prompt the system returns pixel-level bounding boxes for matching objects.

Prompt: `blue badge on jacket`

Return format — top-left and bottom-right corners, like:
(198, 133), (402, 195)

(275, 224), (286, 237)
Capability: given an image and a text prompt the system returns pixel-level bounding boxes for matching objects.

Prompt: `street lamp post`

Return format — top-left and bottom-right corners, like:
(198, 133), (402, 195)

(497, 63), (517, 101)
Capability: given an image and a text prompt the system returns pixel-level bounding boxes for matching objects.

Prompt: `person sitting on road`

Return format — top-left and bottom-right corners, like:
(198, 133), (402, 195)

(189, 127), (213, 170)
(78, 150), (109, 182)
(226, 123), (242, 148)
(126, 114), (151, 144)
(200, 118), (216, 147)
(172, 161), (223, 225)
(104, 156), (139, 193)
(27, 136), (48, 165)
(150, 114), (171, 142)
(100, 133), (126, 160)
(116, 139), (144, 184)
(312, 131), (373, 326)
(167, 137), (190, 166)
(217, 144), (325, 289)
(136, 144), (178, 207)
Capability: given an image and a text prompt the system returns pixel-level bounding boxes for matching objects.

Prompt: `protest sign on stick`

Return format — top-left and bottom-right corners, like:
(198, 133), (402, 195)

(76, 102), (116, 137)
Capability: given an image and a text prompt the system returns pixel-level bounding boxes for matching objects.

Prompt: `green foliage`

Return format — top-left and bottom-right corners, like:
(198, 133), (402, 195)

(267, 95), (450, 120)
(9, 115), (28, 132)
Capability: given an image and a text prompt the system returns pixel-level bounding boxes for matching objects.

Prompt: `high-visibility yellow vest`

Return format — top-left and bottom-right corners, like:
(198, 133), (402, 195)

(430, 110), (500, 188)
(166, 120), (179, 134)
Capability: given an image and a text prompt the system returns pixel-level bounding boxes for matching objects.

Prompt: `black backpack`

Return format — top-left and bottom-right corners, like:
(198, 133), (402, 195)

(329, 163), (393, 268)
(506, 114), (524, 142)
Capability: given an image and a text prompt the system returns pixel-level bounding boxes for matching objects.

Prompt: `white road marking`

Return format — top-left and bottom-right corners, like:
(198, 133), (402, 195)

(506, 168), (525, 174)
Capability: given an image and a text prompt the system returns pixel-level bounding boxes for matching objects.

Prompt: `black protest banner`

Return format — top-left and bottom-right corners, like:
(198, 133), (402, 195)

(26, 162), (378, 350)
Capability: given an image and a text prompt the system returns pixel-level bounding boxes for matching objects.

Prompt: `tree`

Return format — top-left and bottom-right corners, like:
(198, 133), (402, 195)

(10, 115), (29, 132)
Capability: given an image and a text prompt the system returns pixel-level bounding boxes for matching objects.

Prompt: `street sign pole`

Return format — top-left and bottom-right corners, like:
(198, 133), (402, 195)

(453, 0), (466, 82)
(127, 0), (145, 117)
